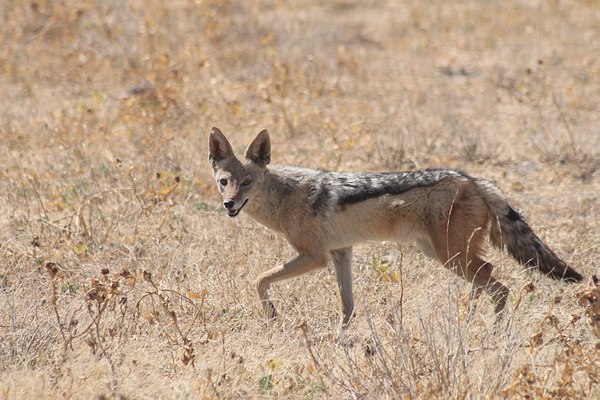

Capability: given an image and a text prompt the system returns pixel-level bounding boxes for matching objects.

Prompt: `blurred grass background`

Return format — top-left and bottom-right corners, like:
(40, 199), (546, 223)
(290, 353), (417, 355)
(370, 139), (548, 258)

(0, 0), (598, 398)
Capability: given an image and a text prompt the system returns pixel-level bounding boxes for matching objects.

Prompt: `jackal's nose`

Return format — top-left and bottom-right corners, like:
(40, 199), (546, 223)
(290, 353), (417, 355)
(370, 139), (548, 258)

(223, 200), (235, 210)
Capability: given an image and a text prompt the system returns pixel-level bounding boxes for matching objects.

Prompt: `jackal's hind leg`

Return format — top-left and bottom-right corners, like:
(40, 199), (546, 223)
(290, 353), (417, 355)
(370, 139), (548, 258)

(255, 253), (329, 322)
(428, 198), (509, 320)
(331, 247), (355, 329)
(468, 258), (510, 319)
(441, 251), (510, 321)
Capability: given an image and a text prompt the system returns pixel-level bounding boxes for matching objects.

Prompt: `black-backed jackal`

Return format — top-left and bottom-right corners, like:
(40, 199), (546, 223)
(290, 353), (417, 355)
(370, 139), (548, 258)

(208, 127), (583, 328)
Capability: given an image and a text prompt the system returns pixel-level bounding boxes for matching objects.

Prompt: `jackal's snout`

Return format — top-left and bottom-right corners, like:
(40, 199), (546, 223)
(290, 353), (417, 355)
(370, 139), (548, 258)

(222, 198), (249, 217)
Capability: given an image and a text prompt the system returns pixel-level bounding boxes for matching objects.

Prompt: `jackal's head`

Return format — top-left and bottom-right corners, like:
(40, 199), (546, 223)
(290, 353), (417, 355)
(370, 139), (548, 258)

(208, 127), (270, 217)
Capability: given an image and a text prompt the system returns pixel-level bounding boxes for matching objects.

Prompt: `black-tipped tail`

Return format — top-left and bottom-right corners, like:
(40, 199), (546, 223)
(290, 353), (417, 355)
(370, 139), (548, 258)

(491, 204), (583, 282)
(475, 176), (585, 283)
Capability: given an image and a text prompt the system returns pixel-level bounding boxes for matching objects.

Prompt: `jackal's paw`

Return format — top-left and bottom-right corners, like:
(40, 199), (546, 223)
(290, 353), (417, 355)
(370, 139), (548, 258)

(264, 300), (277, 321)
(339, 312), (356, 331)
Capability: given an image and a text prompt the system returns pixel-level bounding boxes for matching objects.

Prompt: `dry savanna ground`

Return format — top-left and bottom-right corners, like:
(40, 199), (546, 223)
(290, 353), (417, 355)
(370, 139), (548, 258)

(1, 0), (599, 398)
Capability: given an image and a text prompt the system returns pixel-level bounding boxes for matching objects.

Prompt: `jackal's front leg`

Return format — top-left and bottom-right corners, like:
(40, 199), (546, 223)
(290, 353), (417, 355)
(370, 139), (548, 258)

(255, 253), (328, 321)
(331, 247), (355, 329)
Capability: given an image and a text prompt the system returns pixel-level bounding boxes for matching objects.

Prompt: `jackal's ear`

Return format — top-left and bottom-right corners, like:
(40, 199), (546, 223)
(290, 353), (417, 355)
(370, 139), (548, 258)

(209, 127), (234, 166)
(245, 129), (271, 167)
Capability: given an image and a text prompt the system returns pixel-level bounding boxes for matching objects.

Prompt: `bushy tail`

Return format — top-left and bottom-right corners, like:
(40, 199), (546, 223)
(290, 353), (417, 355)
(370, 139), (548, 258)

(477, 179), (583, 282)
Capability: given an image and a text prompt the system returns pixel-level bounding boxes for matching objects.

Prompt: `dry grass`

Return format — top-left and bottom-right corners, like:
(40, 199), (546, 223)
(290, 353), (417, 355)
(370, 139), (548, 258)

(1, 0), (599, 398)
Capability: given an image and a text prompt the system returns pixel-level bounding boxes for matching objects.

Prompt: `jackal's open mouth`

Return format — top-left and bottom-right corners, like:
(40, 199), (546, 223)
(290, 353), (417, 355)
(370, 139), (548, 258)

(227, 199), (248, 218)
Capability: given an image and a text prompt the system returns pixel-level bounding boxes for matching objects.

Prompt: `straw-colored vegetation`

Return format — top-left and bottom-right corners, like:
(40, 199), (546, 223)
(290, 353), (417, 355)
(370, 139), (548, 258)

(1, 0), (598, 398)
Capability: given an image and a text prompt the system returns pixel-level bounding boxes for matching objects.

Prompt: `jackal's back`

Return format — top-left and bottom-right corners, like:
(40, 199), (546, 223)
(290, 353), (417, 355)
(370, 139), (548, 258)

(271, 166), (470, 215)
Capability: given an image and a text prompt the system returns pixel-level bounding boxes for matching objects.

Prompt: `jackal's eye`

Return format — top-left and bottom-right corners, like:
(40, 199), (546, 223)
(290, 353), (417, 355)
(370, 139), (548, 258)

(241, 179), (252, 187)
(219, 178), (228, 186)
